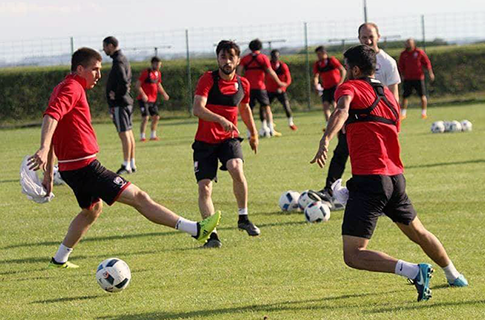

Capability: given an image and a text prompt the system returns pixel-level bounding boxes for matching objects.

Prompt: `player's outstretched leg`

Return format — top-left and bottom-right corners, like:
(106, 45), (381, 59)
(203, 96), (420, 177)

(397, 217), (468, 287)
(117, 184), (220, 242)
(226, 159), (260, 236)
(197, 179), (222, 248)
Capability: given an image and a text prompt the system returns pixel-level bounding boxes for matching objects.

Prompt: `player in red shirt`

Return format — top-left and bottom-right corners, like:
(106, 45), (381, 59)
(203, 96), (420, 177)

(237, 39), (286, 137)
(192, 40), (259, 248)
(311, 45), (468, 301)
(266, 49), (297, 131)
(313, 46), (346, 124)
(398, 38), (435, 119)
(28, 48), (220, 268)
(135, 56), (170, 141)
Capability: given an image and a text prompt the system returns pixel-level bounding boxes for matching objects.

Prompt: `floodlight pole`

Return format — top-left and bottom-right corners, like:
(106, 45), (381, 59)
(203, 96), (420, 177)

(363, 0), (368, 23)
(421, 15), (426, 51)
(70, 37), (74, 55)
(304, 22), (311, 110)
(185, 29), (193, 114)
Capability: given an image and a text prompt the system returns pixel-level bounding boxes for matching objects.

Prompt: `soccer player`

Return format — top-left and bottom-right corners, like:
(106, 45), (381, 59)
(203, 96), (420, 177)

(311, 45), (468, 301)
(237, 39), (286, 137)
(312, 46), (346, 122)
(399, 38), (435, 119)
(28, 48), (220, 268)
(266, 49), (297, 131)
(136, 56), (170, 141)
(103, 36), (136, 175)
(192, 40), (260, 248)
(316, 23), (402, 204)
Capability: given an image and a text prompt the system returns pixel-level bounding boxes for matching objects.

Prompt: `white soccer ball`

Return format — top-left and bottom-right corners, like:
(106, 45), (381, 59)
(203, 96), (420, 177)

(443, 121), (452, 132)
(304, 201), (331, 223)
(298, 190), (322, 210)
(53, 166), (65, 185)
(96, 258), (131, 293)
(430, 121), (445, 134)
(461, 120), (472, 132)
(449, 120), (462, 132)
(259, 126), (271, 138)
(279, 191), (301, 212)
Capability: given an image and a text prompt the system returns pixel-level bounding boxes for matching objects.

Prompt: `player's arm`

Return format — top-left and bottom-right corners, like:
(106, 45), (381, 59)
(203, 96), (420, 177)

(29, 115), (58, 172)
(266, 67), (285, 88)
(285, 64), (292, 87)
(310, 95), (351, 168)
(158, 83), (170, 100)
(114, 64), (130, 98)
(239, 102), (258, 154)
(192, 95), (238, 134)
(422, 52), (435, 82)
(313, 73), (321, 91)
(388, 83), (400, 102)
(135, 80), (148, 102)
(338, 65), (347, 85)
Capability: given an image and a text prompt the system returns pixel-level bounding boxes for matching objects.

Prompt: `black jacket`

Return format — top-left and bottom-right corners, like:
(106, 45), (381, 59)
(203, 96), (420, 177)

(106, 50), (133, 107)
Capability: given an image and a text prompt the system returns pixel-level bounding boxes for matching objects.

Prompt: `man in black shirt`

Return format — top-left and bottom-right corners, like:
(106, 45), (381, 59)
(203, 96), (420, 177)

(103, 36), (136, 174)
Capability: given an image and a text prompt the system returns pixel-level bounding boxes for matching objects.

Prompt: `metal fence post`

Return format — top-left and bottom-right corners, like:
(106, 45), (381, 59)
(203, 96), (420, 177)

(70, 37), (74, 55)
(304, 22), (312, 110)
(185, 29), (193, 114)
(421, 15), (426, 51)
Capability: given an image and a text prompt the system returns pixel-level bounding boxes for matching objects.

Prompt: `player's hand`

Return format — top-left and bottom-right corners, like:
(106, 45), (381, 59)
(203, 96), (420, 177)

(310, 140), (329, 168)
(109, 107), (114, 120)
(28, 148), (49, 171)
(219, 118), (239, 135)
(163, 93), (170, 101)
(249, 135), (258, 154)
(429, 73), (435, 82)
(42, 173), (54, 196)
(276, 88), (283, 94)
(109, 91), (116, 100)
(142, 94), (148, 102)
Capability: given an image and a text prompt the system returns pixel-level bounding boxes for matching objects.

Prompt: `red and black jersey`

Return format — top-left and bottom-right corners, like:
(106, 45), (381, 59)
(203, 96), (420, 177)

(266, 60), (292, 93)
(43, 74), (99, 171)
(398, 48), (432, 80)
(313, 57), (342, 89)
(194, 71), (250, 144)
(240, 52), (271, 90)
(335, 78), (403, 176)
(137, 68), (161, 102)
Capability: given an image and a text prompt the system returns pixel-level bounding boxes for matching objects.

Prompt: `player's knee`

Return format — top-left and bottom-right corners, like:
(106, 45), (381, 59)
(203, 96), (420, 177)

(133, 189), (151, 207)
(227, 160), (244, 178)
(82, 202), (103, 222)
(198, 181), (212, 198)
(343, 248), (361, 269)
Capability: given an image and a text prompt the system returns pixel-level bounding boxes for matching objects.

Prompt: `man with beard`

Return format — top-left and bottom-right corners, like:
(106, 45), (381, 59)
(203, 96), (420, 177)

(192, 40), (260, 248)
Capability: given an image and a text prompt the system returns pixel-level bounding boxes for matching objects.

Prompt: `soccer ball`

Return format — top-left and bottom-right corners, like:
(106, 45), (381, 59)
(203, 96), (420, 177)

(96, 258), (131, 293)
(279, 191), (300, 212)
(259, 126), (271, 138)
(443, 121), (452, 132)
(430, 121), (445, 133)
(461, 120), (472, 132)
(298, 190), (322, 210)
(53, 165), (65, 185)
(304, 201), (331, 223)
(449, 120), (462, 132)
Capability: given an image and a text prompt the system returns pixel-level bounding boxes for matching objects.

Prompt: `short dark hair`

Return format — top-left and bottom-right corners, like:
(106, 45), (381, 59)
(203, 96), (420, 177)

(103, 36), (119, 47)
(315, 46), (326, 53)
(248, 39), (262, 51)
(151, 56), (161, 64)
(270, 49), (279, 59)
(216, 40), (241, 57)
(71, 47), (102, 72)
(358, 22), (380, 36)
(343, 45), (376, 76)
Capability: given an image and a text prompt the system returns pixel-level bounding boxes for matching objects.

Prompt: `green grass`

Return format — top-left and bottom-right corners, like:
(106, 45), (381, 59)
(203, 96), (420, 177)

(1, 105), (484, 319)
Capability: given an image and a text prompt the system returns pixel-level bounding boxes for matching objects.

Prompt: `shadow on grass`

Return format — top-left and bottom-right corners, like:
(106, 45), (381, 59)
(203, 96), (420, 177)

(32, 295), (103, 304)
(2, 230), (180, 250)
(367, 299), (485, 314)
(96, 289), (408, 320)
(0, 179), (18, 184)
(406, 159), (485, 169)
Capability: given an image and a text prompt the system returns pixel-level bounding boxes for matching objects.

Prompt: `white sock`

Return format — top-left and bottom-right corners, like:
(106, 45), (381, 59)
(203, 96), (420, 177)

(175, 217), (198, 236)
(261, 120), (268, 130)
(401, 109), (407, 116)
(268, 122), (275, 133)
(123, 160), (131, 171)
(422, 109), (427, 116)
(238, 208), (248, 216)
(140, 133), (146, 139)
(395, 260), (419, 279)
(53, 243), (73, 263)
(288, 117), (294, 126)
(443, 261), (460, 282)
(150, 130), (157, 139)
(130, 158), (136, 170)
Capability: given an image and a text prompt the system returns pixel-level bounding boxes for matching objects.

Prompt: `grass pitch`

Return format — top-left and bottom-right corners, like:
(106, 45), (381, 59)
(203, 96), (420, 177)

(0, 105), (484, 320)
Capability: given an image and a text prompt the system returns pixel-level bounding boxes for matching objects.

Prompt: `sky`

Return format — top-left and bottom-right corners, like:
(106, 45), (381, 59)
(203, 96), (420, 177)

(0, 0), (484, 42)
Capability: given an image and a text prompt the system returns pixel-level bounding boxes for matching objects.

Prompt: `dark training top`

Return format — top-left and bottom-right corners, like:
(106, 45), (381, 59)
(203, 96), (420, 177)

(106, 50), (133, 108)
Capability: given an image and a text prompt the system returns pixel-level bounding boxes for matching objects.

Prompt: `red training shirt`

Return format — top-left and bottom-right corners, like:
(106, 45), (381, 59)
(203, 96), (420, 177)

(313, 57), (343, 89)
(398, 48), (432, 80)
(43, 74), (99, 171)
(137, 69), (162, 102)
(194, 71), (250, 144)
(335, 79), (403, 176)
(240, 52), (271, 90)
(266, 60), (292, 93)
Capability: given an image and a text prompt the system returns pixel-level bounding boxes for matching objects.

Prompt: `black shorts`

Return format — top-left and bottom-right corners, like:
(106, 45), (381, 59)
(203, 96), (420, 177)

(112, 105), (133, 133)
(192, 138), (244, 182)
(249, 89), (270, 109)
(321, 86), (337, 104)
(60, 160), (131, 209)
(268, 91), (289, 105)
(342, 174), (417, 239)
(138, 100), (159, 117)
(403, 80), (426, 98)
